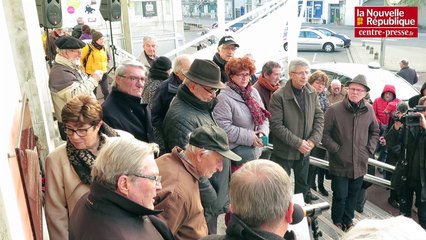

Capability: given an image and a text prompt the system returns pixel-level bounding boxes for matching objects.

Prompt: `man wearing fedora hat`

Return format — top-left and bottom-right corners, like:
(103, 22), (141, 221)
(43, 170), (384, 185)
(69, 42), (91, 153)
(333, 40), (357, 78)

(322, 74), (379, 232)
(49, 36), (103, 140)
(162, 59), (229, 234)
(155, 125), (241, 240)
(213, 36), (239, 83)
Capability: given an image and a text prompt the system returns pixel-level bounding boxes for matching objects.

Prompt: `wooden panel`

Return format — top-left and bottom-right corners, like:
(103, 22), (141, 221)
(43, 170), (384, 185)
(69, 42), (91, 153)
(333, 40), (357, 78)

(15, 148), (42, 240)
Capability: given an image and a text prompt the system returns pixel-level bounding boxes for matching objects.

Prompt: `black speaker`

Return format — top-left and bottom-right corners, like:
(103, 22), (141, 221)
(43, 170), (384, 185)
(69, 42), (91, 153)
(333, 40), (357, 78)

(35, 0), (62, 28)
(100, 0), (121, 22)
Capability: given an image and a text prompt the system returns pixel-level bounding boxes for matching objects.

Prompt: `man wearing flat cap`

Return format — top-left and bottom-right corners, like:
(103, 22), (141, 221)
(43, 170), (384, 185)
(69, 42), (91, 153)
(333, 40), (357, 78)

(162, 59), (229, 234)
(322, 74), (379, 232)
(155, 125), (241, 240)
(213, 36), (239, 83)
(49, 36), (103, 140)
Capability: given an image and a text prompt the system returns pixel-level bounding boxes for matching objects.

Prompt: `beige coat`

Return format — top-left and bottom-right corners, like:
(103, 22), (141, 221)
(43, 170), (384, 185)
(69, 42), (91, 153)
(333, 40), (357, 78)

(45, 143), (90, 240)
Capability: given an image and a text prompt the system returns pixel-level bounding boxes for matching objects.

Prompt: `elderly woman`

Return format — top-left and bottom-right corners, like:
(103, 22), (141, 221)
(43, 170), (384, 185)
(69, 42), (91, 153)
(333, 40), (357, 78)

(213, 56), (270, 171)
(45, 95), (119, 240)
(307, 70), (330, 198)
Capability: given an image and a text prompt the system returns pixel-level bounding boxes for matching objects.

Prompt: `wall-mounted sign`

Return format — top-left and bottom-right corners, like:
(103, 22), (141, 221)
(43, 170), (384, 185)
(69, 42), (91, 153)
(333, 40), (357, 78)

(354, 6), (418, 38)
(143, 1), (157, 17)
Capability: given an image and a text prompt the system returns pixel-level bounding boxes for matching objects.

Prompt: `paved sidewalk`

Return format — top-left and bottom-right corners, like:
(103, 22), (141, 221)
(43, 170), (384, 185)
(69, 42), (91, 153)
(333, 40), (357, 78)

(349, 40), (426, 89)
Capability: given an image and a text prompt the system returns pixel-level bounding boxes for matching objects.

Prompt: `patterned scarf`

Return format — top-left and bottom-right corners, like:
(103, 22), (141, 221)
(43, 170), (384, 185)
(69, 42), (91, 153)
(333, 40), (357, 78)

(227, 80), (271, 125)
(66, 122), (119, 185)
(91, 41), (104, 50)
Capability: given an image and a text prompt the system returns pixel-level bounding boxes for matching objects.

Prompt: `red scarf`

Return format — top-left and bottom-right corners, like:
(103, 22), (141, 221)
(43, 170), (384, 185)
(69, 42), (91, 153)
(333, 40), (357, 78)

(257, 75), (280, 93)
(227, 80), (271, 126)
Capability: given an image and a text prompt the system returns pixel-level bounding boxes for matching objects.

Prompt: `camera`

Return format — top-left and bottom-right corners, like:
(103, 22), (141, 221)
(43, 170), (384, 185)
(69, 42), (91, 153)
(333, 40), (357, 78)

(394, 105), (426, 127)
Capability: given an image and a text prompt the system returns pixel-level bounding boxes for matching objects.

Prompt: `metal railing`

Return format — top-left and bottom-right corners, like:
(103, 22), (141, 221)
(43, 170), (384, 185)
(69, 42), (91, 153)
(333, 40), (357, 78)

(163, 0), (288, 58)
(309, 156), (393, 189)
(265, 144), (395, 189)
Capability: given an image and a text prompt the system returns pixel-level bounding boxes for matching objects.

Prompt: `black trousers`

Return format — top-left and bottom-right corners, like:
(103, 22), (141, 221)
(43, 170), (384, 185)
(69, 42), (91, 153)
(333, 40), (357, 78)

(272, 154), (310, 199)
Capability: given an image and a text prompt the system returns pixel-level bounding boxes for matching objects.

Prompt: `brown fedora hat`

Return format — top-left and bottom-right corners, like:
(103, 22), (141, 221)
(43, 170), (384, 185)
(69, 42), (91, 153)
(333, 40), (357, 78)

(184, 59), (225, 89)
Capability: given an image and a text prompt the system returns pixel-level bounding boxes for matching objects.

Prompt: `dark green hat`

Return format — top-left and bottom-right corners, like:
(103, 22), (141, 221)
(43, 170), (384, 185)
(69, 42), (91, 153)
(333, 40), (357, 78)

(189, 125), (241, 161)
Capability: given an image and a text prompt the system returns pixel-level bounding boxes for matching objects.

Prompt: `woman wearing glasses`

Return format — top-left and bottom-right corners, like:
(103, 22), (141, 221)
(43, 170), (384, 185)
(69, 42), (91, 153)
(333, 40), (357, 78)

(45, 95), (121, 240)
(307, 70), (330, 199)
(213, 56), (270, 226)
(213, 56), (270, 170)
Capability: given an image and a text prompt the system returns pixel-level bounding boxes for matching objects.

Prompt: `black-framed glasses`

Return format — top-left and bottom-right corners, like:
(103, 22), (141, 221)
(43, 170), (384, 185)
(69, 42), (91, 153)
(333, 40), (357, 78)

(119, 75), (146, 82)
(65, 125), (95, 137)
(128, 174), (162, 186)
(347, 87), (366, 93)
(199, 84), (219, 94)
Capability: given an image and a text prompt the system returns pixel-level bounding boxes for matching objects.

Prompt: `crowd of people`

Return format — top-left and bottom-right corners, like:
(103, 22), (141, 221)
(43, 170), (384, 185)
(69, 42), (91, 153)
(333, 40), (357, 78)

(41, 19), (426, 239)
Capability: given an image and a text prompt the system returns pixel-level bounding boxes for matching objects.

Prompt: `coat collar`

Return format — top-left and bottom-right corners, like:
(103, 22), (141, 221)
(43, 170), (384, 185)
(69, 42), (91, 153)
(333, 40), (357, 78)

(172, 146), (200, 181)
(282, 80), (315, 100)
(87, 181), (162, 217)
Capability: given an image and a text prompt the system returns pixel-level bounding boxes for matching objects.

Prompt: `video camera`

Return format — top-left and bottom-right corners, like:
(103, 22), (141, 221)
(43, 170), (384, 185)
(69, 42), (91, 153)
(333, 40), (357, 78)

(394, 105), (426, 127)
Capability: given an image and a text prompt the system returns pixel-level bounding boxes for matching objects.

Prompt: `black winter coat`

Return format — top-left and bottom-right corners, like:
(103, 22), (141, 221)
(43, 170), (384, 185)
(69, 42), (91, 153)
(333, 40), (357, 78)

(69, 182), (175, 240)
(102, 88), (154, 142)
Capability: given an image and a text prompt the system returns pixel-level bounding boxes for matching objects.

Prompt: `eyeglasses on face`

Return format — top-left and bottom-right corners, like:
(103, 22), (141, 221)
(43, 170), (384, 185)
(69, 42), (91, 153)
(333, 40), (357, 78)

(65, 125), (95, 137)
(199, 84), (219, 94)
(347, 87), (366, 93)
(313, 80), (326, 86)
(235, 73), (251, 80)
(119, 75), (146, 82)
(128, 174), (162, 186)
(291, 71), (310, 76)
(221, 45), (237, 51)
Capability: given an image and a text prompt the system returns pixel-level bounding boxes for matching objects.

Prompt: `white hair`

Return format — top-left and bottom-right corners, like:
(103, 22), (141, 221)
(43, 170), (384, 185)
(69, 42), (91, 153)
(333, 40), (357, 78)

(342, 216), (426, 240)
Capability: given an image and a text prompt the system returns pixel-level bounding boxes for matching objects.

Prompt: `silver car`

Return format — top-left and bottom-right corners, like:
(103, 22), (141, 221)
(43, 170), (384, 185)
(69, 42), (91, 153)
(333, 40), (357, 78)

(283, 29), (344, 52)
(311, 62), (419, 101)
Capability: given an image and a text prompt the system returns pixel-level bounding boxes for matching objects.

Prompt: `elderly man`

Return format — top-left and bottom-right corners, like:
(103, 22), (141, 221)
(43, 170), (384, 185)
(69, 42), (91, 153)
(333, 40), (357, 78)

(71, 17), (84, 39)
(139, 36), (158, 73)
(327, 79), (346, 105)
(155, 125), (241, 240)
(201, 160), (294, 240)
(253, 60), (282, 111)
(69, 138), (175, 240)
(269, 57), (324, 204)
(162, 59), (228, 234)
(213, 36), (239, 83)
(397, 59), (418, 85)
(49, 36), (103, 140)
(322, 74), (379, 231)
(102, 60), (154, 142)
(151, 54), (193, 153)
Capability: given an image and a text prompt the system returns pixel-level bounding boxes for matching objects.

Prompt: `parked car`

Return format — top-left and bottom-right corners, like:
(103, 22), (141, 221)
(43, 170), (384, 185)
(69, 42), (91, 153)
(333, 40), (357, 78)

(310, 62), (419, 101)
(283, 29), (344, 52)
(211, 21), (248, 32)
(304, 26), (351, 48)
(229, 22), (248, 32)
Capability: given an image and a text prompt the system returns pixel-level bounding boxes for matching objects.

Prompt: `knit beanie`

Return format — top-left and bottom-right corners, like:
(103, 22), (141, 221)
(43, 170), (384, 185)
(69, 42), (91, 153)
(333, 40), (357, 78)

(151, 56), (172, 71)
(92, 30), (103, 42)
